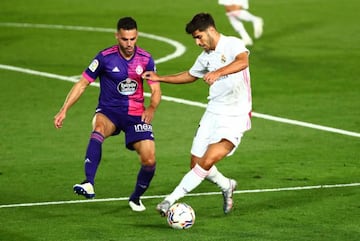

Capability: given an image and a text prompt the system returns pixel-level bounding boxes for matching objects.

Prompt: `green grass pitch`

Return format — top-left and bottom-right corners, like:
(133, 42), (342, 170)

(0, 0), (359, 240)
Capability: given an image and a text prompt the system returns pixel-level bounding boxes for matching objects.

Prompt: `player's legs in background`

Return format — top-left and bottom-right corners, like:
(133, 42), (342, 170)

(225, 1), (264, 40)
(224, 3), (264, 44)
(226, 10), (253, 46)
(231, 9), (263, 39)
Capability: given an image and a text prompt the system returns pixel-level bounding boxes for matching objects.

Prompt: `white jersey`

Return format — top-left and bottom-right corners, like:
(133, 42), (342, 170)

(189, 34), (252, 116)
(218, 0), (249, 9)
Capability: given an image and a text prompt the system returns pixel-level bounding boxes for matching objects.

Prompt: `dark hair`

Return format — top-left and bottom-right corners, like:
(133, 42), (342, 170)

(185, 13), (216, 34)
(117, 17), (137, 31)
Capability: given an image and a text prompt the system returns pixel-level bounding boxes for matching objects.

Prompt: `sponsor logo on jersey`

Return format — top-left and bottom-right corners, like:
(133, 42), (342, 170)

(117, 78), (138, 95)
(134, 123), (153, 132)
(88, 59), (99, 72)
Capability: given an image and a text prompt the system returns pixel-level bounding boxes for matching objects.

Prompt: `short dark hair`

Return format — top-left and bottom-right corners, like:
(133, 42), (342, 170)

(117, 17), (137, 31)
(185, 13), (216, 34)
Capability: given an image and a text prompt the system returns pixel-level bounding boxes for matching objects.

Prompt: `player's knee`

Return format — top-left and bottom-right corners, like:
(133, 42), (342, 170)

(190, 155), (201, 169)
(140, 155), (156, 166)
(197, 159), (214, 171)
(93, 126), (105, 135)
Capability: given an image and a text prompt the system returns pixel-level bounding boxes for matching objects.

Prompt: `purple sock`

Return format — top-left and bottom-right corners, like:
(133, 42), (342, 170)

(84, 131), (104, 185)
(129, 164), (156, 202)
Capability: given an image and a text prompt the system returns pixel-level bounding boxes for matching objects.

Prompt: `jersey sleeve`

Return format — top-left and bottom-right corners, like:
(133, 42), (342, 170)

(189, 54), (208, 78)
(145, 57), (158, 85)
(229, 37), (249, 58)
(82, 52), (104, 83)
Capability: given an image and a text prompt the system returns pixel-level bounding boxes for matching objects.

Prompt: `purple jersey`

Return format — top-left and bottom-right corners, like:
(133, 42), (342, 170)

(82, 45), (156, 116)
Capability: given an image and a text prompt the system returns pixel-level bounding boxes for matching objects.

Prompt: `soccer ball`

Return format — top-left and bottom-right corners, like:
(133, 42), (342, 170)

(167, 203), (196, 229)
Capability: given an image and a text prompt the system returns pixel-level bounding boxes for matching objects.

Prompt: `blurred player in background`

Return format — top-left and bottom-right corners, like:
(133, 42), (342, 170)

(54, 17), (161, 212)
(143, 12), (252, 215)
(219, 0), (263, 46)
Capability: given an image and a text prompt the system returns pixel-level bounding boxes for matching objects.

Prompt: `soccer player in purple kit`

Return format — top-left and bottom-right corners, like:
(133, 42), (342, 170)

(54, 17), (161, 212)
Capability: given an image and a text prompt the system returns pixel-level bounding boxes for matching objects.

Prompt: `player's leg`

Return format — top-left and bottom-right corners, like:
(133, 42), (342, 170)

(197, 113), (248, 213)
(207, 165), (238, 214)
(190, 147), (233, 191)
(157, 140), (233, 216)
(126, 117), (156, 211)
(231, 0), (263, 39)
(73, 112), (116, 199)
(129, 139), (156, 211)
(200, 140), (238, 214)
(156, 111), (212, 214)
(225, 1), (263, 40)
(226, 10), (253, 46)
(233, 9), (263, 39)
(156, 162), (209, 216)
(191, 156), (235, 201)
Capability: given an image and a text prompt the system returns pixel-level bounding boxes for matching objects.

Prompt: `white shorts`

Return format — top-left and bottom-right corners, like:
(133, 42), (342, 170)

(190, 111), (251, 158)
(218, 0), (249, 9)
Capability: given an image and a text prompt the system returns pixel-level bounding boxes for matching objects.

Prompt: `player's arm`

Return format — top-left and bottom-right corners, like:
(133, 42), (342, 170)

(203, 52), (249, 84)
(142, 81), (161, 124)
(54, 77), (90, 128)
(142, 71), (198, 84)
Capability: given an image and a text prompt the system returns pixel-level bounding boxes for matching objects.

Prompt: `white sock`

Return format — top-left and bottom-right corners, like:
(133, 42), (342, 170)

(232, 10), (259, 22)
(206, 165), (230, 192)
(165, 164), (208, 205)
(226, 14), (252, 41)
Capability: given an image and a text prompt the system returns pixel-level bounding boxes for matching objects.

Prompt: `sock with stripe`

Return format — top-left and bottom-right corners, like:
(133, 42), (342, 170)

(84, 131), (104, 185)
(206, 165), (230, 192)
(165, 164), (209, 205)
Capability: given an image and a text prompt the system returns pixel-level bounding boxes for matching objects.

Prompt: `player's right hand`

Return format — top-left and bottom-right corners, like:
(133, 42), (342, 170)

(142, 71), (159, 81)
(54, 111), (66, 129)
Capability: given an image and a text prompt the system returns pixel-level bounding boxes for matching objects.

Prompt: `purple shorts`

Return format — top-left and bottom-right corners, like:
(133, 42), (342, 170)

(95, 107), (154, 150)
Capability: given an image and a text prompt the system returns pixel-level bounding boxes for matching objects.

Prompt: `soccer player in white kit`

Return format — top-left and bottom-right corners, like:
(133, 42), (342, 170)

(143, 12), (252, 215)
(219, 0), (263, 46)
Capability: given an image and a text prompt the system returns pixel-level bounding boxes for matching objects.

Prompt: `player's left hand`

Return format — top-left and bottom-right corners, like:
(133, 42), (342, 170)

(142, 106), (155, 124)
(203, 71), (220, 85)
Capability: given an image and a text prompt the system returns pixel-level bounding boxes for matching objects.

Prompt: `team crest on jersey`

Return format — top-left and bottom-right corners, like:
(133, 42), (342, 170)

(117, 78), (138, 95)
(221, 54), (226, 64)
(135, 65), (143, 75)
(89, 59), (99, 72)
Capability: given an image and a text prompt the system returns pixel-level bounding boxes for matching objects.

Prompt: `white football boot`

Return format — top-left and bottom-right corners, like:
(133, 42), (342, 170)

(73, 181), (95, 199)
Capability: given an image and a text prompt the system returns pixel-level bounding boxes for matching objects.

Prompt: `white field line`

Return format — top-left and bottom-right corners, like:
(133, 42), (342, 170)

(1, 183), (359, 209)
(156, 95), (360, 138)
(0, 22), (186, 64)
(1, 63), (359, 138)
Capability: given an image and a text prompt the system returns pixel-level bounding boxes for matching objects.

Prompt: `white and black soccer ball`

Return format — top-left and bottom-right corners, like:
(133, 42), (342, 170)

(167, 203), (195, 229)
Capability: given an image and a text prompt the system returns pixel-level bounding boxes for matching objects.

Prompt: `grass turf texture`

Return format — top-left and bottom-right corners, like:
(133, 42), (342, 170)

(0, 0), (359, 240)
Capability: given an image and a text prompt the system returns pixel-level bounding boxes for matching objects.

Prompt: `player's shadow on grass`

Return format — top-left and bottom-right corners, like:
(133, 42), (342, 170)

(100, 203), (170, 229)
